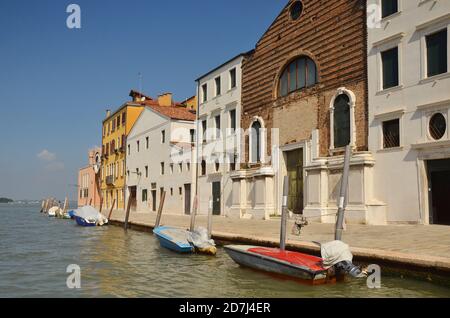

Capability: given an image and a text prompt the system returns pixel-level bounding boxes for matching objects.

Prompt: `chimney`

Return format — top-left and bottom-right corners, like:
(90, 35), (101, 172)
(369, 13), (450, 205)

(158, 93), (173, 107)
(106, 109), (111, 118)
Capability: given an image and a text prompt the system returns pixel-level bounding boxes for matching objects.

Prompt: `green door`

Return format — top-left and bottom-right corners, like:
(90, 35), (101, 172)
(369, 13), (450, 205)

(286, 149), (304, 214)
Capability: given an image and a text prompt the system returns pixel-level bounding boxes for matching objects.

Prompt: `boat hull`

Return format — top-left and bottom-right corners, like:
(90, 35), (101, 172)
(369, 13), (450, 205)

(75, 216), (97, 227)
(153, 226), (194, 254)
(224, 245), (328, 282)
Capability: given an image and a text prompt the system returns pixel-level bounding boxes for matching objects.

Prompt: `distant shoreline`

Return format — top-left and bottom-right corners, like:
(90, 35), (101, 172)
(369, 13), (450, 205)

(0, 198), (14, 203)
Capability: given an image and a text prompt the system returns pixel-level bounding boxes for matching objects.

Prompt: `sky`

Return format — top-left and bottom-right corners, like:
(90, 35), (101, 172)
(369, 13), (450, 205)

(0, 0), (286, 201)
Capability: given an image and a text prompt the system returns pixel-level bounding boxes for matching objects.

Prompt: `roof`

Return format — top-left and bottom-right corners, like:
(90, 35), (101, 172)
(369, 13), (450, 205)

(195, 50), (254, 82)
(147, 105), (196, 121)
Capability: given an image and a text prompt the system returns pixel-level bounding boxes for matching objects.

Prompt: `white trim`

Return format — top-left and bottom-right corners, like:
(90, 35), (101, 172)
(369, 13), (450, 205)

(329, 87), (357, 151)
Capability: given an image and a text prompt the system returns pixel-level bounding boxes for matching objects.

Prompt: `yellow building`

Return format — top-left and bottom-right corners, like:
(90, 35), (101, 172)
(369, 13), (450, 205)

(182, 95), (197, 111)
(101, 91), (147, 210)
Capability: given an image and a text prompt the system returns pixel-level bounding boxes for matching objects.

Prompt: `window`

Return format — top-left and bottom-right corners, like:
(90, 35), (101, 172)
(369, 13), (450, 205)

(251, 121), (262, 163)
(160, 162), (165, 175)
(136, 168), (139, 177)
(426, 29), (447, 77)
(170, 163), (174, 174)
(170, 188), (174, 196)
(230, 109), (236, 133)
(161, 130), (166, 143)
(215, 115), (221, 139)
(137, 140), (140, 152)
(190, 129), (195, 143)
(112, 119), (116, 132)
(179, 187), (182, 195)
(179, 163), (183, 173)
(215, 76), (221, 96)
(142, 189), (148, 202)
(127, 144), (130, 155)
(145, 166), (148, 178)
(230, 68), (237, 89)
(333, 94), (351, 148)
(187, 162), (190, 171)
(381, 0), (398, 19)
(382, 119), (400, 149)
(122, 112), (126, 124)
(290, 1), (303, 21)
(117, 116), (120, 128)
(146, 137), (149, 149)
(215, 161), (220, 172)
(381, 47), (399, 89)
(279, 56), (317, 97)
(230, 153), (237, 171)
(201, 160), (206, 176)
(202, 120), (207, 143)
(202, 84), (208, 102)
(429, 113), (447, 140)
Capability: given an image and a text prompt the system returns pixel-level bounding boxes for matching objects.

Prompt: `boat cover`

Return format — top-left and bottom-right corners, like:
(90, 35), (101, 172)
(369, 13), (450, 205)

(74, 206), (108, 225)
(187, 227), (215, 249)
(248, 247), (325, 272)
(320, 240), (353, 269)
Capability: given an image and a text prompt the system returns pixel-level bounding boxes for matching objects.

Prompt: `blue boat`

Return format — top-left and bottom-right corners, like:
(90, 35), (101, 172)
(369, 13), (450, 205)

(153, 226), (194, 253)
(68, 210), (75, 219)
(74, 216), (97, 227)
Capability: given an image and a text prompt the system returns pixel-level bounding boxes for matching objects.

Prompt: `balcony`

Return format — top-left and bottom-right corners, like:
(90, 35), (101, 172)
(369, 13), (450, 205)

(106, 175), (114, 186)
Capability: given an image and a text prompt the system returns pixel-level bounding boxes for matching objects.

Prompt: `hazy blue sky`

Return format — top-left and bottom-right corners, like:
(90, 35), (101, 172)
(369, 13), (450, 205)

(0, 0), (285, 200)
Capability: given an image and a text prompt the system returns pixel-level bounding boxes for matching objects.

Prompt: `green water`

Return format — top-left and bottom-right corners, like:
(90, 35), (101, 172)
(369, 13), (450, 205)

(0, 203), (449, 298)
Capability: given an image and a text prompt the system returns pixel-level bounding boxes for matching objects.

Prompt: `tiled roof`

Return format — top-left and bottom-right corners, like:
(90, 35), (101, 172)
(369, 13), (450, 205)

(148, 105), (196, 121)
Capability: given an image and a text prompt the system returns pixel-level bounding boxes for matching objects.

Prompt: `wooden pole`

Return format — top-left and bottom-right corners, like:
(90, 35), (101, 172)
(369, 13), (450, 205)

(63, 197), (68, 214)
(89, 198), (92, 206)
(280, 176), (289, 251)
(99, 197), (103, 213)
(108, 199), (116, 220)
(189, 195), (198, 232)
(335, 145), (351, 241)
(207, 197), (213, 239)
(154, 191), (166, 228)
(124, 198), (133, 230)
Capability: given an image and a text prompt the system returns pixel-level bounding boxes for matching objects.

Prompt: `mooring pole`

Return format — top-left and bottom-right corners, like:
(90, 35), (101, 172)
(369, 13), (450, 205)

(207, 197), (213, 239)
(154, 191), (166, 228)
(108, 199), (116, 220)
(280, 176), (289, 251)
(335, 145), (351, 241)
(189, 195), (198, 232)
(124, 198), (132, 230)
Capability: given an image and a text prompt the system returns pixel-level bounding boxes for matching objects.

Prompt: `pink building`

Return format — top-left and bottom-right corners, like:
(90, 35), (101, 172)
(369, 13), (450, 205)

(78, 148), (102, 209)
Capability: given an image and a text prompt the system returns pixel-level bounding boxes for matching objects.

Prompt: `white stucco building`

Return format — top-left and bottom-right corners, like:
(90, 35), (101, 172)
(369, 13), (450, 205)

(126, 104), (196, 215)
(368, 0), (450, 225)
(195, 53), (251, 218)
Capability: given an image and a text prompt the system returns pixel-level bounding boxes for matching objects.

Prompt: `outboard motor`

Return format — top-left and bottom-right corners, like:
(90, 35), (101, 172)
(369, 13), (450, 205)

(320, 240), (366, 278)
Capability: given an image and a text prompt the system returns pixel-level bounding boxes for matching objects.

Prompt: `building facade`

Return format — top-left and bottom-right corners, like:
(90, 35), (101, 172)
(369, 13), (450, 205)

(368, 0), (450, 225)
(126, 105), (196, 215)
(195, 53), (250, 217)
(78, 148), (102, 209)
(232, 0), (382, 224)
(100, 91), (148, 210)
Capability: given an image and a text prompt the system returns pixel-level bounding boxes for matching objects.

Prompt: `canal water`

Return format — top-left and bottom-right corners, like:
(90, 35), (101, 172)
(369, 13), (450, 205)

(1, 203), (449, 298)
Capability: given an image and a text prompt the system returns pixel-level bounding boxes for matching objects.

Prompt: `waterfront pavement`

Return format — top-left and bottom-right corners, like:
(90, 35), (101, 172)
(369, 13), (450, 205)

(108, 210), (450, 275)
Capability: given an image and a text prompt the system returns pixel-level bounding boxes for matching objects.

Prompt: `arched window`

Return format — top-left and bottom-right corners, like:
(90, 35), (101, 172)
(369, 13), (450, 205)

(250, 121), (262, 163)
(279, 56), (317, 97)
(333, 94), (351, 148)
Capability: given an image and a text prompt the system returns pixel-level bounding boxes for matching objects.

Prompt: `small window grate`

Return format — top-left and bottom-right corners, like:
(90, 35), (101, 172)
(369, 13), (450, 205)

(429, 113), (446, 140)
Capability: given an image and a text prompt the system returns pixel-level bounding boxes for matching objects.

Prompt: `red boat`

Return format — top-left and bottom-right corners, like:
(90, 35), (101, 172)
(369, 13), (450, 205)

(224, 245), (329, 283)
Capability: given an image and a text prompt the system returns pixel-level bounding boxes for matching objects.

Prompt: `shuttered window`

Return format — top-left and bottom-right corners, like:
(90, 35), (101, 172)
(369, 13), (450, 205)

(381, 47), (399, 89)
(427, 29), (448, 77)
(333, 94), (351, 148)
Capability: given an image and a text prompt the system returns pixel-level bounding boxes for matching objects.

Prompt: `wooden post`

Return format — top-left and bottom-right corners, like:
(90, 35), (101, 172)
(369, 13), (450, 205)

(63, 197), (68, 214)
(207, 197), (213, 239)
(280, 176), (289, 251)
(89, 198), (92, 206)
(108, 199), (116, 220)
(154, 191), (166, 228)
(335, 145), (351, 241)
(189, 195), (198, 232)
(124, 198), (133, 230)
(99, 197), (103, 213)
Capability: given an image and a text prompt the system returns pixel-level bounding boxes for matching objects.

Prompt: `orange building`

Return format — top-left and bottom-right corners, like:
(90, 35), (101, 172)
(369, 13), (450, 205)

(78, 148), (102, 209)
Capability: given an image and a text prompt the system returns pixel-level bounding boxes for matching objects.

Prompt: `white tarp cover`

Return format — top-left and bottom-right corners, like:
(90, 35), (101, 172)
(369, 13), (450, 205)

(187, 227), (215, 249)
(320, 240), (353, 269)
(74, 206), (108, 224)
